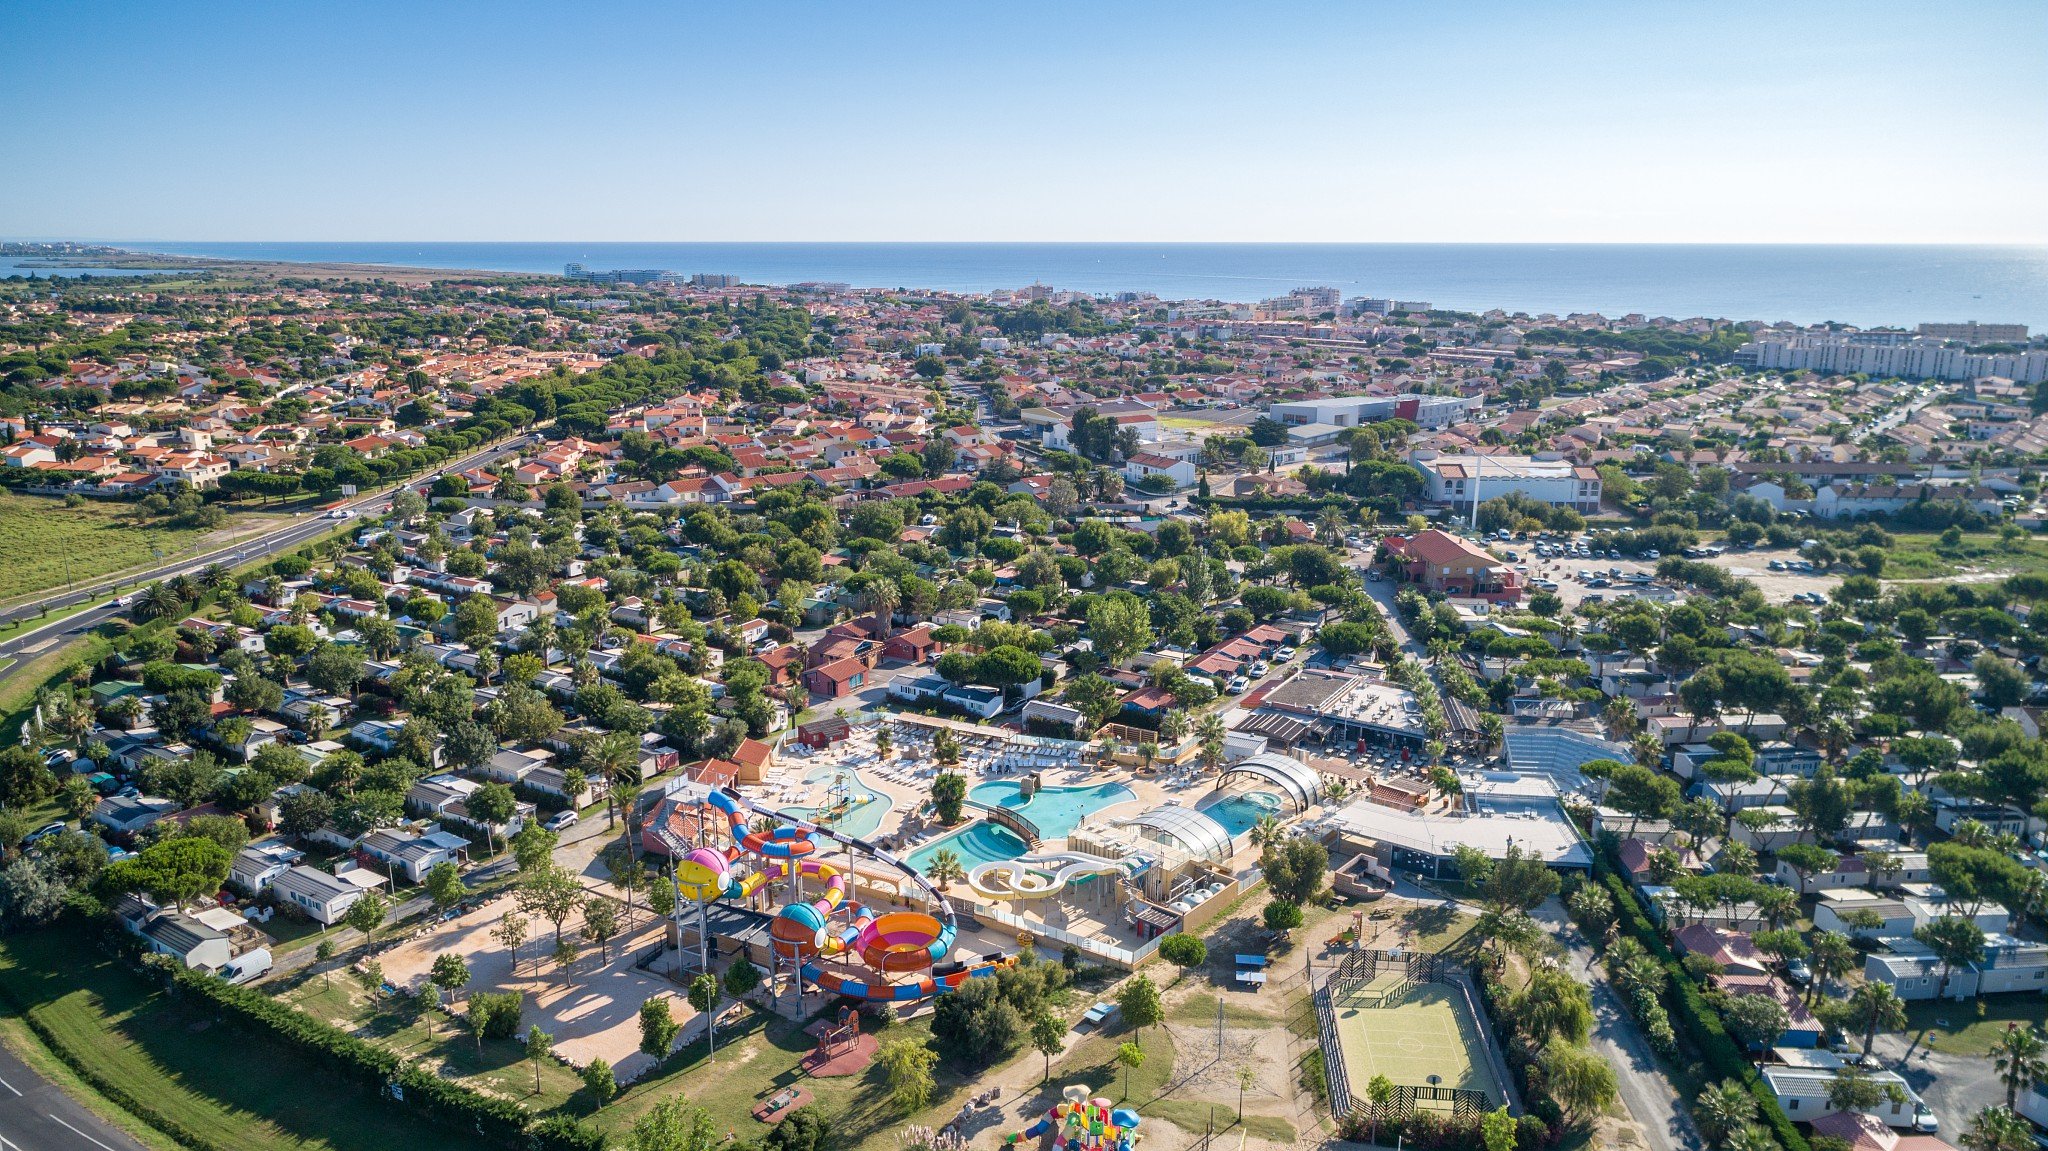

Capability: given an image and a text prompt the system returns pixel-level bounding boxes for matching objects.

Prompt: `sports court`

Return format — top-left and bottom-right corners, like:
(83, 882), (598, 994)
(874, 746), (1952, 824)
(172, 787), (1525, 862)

(1333, 981), (1499, 1104)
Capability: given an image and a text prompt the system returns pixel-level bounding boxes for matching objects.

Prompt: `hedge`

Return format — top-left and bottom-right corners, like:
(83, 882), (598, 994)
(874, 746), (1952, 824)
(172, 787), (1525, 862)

(1600, 870), (1810, 1151)
(167, 966), (599, 1151)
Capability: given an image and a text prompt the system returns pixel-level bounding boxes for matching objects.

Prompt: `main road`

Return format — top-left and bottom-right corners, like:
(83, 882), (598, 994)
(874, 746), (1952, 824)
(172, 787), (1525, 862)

(0, 434), (534, 691)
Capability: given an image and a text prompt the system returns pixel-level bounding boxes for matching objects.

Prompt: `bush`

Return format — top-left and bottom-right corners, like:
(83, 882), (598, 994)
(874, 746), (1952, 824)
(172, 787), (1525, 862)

(157, 966), (554, 1145)
(1262, 900), (1304, 931)
(1158, 933), (1207, 968)
(1600, 867), (1808, 1151)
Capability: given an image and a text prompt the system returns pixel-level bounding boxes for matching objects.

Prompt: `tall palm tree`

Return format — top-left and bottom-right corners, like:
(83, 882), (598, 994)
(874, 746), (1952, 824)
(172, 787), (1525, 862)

(1993, 1026), (2048, 1110)
(1846, 981), (1909, 1058)
(1158, 709), (1190, 748)
(583, 731), (641, 830)
(863, 578), (900, 640)
(1195, 713), (1226, 773)
(1694, 1080), (1758, 1142)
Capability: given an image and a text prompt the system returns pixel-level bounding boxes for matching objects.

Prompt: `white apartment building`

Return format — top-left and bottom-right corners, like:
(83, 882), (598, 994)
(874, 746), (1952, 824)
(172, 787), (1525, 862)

(1408, 450), (1602, 513)
(1734, 334), (2047, 384)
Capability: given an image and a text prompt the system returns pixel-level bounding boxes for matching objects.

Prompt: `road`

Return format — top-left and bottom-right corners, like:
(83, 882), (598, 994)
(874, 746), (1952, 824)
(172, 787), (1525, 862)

(1870, 1024), (2000, 1138)
(0, 1037), (147, 1151)
(0, 434), (534, 691)
(1535, 900), (1703, 1151)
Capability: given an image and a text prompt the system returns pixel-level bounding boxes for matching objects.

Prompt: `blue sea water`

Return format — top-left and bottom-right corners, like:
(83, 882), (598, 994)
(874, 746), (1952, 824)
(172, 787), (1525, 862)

(41, 241), (2048, 330)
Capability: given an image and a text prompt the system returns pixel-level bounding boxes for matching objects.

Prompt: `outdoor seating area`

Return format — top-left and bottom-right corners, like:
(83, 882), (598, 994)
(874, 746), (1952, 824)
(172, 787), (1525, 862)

(1236, 953), (1269, 986)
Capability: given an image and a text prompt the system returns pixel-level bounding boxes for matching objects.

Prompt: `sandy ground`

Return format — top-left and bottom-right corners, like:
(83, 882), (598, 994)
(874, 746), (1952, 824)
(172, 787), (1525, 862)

(377, 893), (693, 1080)
(1699, 547), (1844, 603)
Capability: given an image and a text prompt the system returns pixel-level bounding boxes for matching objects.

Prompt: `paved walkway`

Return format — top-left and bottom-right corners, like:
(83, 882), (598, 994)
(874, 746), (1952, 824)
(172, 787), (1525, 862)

(1533, 900), (1702, 1151)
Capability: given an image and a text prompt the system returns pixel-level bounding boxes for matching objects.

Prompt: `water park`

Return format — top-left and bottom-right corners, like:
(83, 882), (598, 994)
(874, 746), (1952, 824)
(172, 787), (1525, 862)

(639, 718), (1332, 977)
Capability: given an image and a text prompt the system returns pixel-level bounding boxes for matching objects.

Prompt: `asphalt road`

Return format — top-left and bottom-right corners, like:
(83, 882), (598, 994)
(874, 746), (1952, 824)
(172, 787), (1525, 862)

(0, 1038), (147, 1151)
(0, 435), (532, 691)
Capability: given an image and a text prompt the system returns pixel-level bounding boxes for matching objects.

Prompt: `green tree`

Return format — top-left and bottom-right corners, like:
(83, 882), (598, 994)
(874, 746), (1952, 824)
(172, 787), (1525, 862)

(930, 771), (967, 824)
(688, 972), (721, 1053)
(1085, 590), (1155, 666)
(107, 836), (231, 910)
(1993, 1025), (2048, 1110)
(524, 1026), (553, 1095)
(343, 890), (389, 947)
(1158, 933), (1207, 970)
(639, 996), (680, 1063)
(877, 1037), (938, 1113)
(424, 860), (465, 912)
(1031, 1011), (1066, 1081)
(629, 1097), (717, 1151)
(1914, 915), (1988, 1001)
(582, 1058), (618, 1108)
(1114, 1040), (1146, 1100)
(1118, 974), (1163, 1036)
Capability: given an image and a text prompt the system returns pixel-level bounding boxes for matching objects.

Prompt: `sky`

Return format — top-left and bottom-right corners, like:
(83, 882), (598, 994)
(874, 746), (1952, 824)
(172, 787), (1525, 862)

(3, 0), (2044, 244)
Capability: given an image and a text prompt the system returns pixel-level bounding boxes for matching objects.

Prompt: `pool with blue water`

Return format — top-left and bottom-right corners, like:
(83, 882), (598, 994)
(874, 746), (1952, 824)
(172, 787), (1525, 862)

(1196, 790), (1286, 838)
(786, 767), (893, 840)
(968, 780), (1137, 838)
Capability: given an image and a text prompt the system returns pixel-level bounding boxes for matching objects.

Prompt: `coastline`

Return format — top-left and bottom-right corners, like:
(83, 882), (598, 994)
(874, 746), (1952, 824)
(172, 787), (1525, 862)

(4, 247), (543, 285)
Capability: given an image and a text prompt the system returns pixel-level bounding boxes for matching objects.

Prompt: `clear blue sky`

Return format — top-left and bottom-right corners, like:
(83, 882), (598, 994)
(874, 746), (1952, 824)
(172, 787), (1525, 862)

(4, 0), (2043, 243)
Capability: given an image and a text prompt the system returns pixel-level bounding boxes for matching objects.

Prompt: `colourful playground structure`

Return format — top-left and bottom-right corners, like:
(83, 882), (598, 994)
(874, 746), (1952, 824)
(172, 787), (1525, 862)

(965, 851), (1149, 902)
(1005, 1085), (1141, 1151)
(651, 782), (1015, 1003)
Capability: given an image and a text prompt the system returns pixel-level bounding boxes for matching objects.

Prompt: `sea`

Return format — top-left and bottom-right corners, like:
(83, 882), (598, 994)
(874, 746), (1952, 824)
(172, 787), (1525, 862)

(11, 241), (2048, 330)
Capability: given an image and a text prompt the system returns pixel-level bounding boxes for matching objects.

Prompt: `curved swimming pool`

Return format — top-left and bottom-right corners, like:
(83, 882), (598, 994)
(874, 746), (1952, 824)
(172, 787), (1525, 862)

(968, 780), (1137, 838)
(905, 821), (1033, 875)
(1196, 789), (1286, 839)
(786, 767), (894, 840)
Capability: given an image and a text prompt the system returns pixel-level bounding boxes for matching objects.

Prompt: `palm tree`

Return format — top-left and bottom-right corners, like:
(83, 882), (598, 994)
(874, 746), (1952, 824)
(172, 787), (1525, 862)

(1846, 982), (1908, 1058)
(1603, 696), (1641, 741)
(1963, 1107), (2037, 1151)
(1693, 1079), (1756, 1142)
(1726, 1126), (1777, 1151)
(1248, 815), (1286, 850)
(1158, 709), (1190, 748)
(584, 731), (642, 830)
(1195, 713), (1226, 770)
(925, 848), (966, 891)
(1993, 1026), (2048, 1110)
(137, 581), (183, 621)
(863, 578), (900, 640)
(197, 563), (233, 594)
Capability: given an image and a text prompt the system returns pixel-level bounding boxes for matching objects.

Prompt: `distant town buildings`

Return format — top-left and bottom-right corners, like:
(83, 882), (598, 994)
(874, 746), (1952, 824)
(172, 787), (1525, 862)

(1734, 332), (2048, 384)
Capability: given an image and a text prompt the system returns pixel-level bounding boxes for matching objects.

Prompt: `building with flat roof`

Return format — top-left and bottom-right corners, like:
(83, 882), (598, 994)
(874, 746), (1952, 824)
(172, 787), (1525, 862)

(1329, 771), (1590, 876)
(1409, 450), (1602, 513)
(1259, 669), (1428, 748)
(1268, 393), (1478, 430)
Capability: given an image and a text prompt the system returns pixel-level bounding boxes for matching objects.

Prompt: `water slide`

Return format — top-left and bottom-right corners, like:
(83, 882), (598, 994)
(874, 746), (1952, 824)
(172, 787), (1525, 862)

(698, 784), (1010, 1002)
(966, 851), (1143, 902)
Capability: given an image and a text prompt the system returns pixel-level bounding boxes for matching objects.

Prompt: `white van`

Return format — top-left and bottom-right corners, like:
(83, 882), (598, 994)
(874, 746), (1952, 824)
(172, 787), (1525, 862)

(221, 948), (273, 985)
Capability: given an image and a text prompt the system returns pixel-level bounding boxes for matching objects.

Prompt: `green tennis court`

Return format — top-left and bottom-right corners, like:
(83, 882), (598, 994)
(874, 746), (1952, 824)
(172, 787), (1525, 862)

(1334, 982), (1499, 1103)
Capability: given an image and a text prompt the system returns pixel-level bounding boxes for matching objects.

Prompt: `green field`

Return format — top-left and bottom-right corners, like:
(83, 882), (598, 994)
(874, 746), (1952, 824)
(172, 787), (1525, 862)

(1877, 531), (2048, 581)
(1904, 994), (2048, 1055)
(0, 925), (498, 1151)
(0, 492), (281, 603)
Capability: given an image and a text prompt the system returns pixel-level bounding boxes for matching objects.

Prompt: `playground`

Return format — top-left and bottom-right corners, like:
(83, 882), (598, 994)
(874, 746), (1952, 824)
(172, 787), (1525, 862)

(1332, 982), (1499, 1106)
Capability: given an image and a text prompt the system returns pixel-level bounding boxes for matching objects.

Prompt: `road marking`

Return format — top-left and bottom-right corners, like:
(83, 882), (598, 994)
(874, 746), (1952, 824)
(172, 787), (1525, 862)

(0, 1071), (18, 1096)
(48, 1113), (121, 1151)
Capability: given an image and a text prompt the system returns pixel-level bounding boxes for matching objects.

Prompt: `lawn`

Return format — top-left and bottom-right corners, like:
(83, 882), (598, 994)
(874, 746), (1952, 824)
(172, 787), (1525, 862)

(0, 924), (501, 1151)
(1903, 995), (2048, 1055)
(1880, 530), (2048, 582)
(0, 492), (283, 604)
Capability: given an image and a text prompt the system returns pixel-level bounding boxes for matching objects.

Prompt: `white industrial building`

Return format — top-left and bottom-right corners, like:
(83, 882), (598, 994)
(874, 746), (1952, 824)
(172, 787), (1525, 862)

(1267, 393), (1478, 431)
(1409, 450), (1602, 513)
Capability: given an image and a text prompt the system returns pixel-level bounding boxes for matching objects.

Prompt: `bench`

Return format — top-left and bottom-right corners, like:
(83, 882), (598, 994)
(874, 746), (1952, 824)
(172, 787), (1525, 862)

(1234, 954), (1269, 968)
(1234, 971), (1267, 986)
(1082, 1001), (1119, 1026)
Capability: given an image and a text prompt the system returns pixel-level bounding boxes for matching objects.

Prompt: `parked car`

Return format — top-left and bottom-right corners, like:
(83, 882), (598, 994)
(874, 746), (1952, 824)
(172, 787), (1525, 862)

(23, 821), (69, 846)
(1913, 1106), (1939, 1134)
(544, 810), (579, 832)
(1249, 660), (1271, 678)
(1785, 958), (1812, 986)
(1226, 676), (1250, 694)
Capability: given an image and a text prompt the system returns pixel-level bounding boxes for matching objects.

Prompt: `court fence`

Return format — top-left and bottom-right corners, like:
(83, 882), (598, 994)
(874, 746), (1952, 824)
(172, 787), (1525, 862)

(1312, 949), (1502, 1121)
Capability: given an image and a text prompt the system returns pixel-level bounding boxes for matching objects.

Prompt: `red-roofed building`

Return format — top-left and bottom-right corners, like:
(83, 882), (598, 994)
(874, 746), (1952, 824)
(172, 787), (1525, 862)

(1384, 530), (1523, 604)
(803, 658), (868, 699)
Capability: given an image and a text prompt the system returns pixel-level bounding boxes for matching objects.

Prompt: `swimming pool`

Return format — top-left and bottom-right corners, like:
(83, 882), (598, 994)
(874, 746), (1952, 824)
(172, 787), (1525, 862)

(968, 780), (1137, 838)
(906, 821), (1032, 874)
(786, 767), (894, 840)
(1196, 790), (1286, 839)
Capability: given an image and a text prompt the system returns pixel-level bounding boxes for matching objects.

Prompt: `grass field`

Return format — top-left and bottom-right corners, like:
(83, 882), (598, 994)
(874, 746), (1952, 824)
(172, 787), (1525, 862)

(1904, 994), (2048, 1055)
(0, 925), (499, 1151)
(0, 492), (282, 603)
(1879, 531), (2048, 582)
(1333, 982), (1498, 1102)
